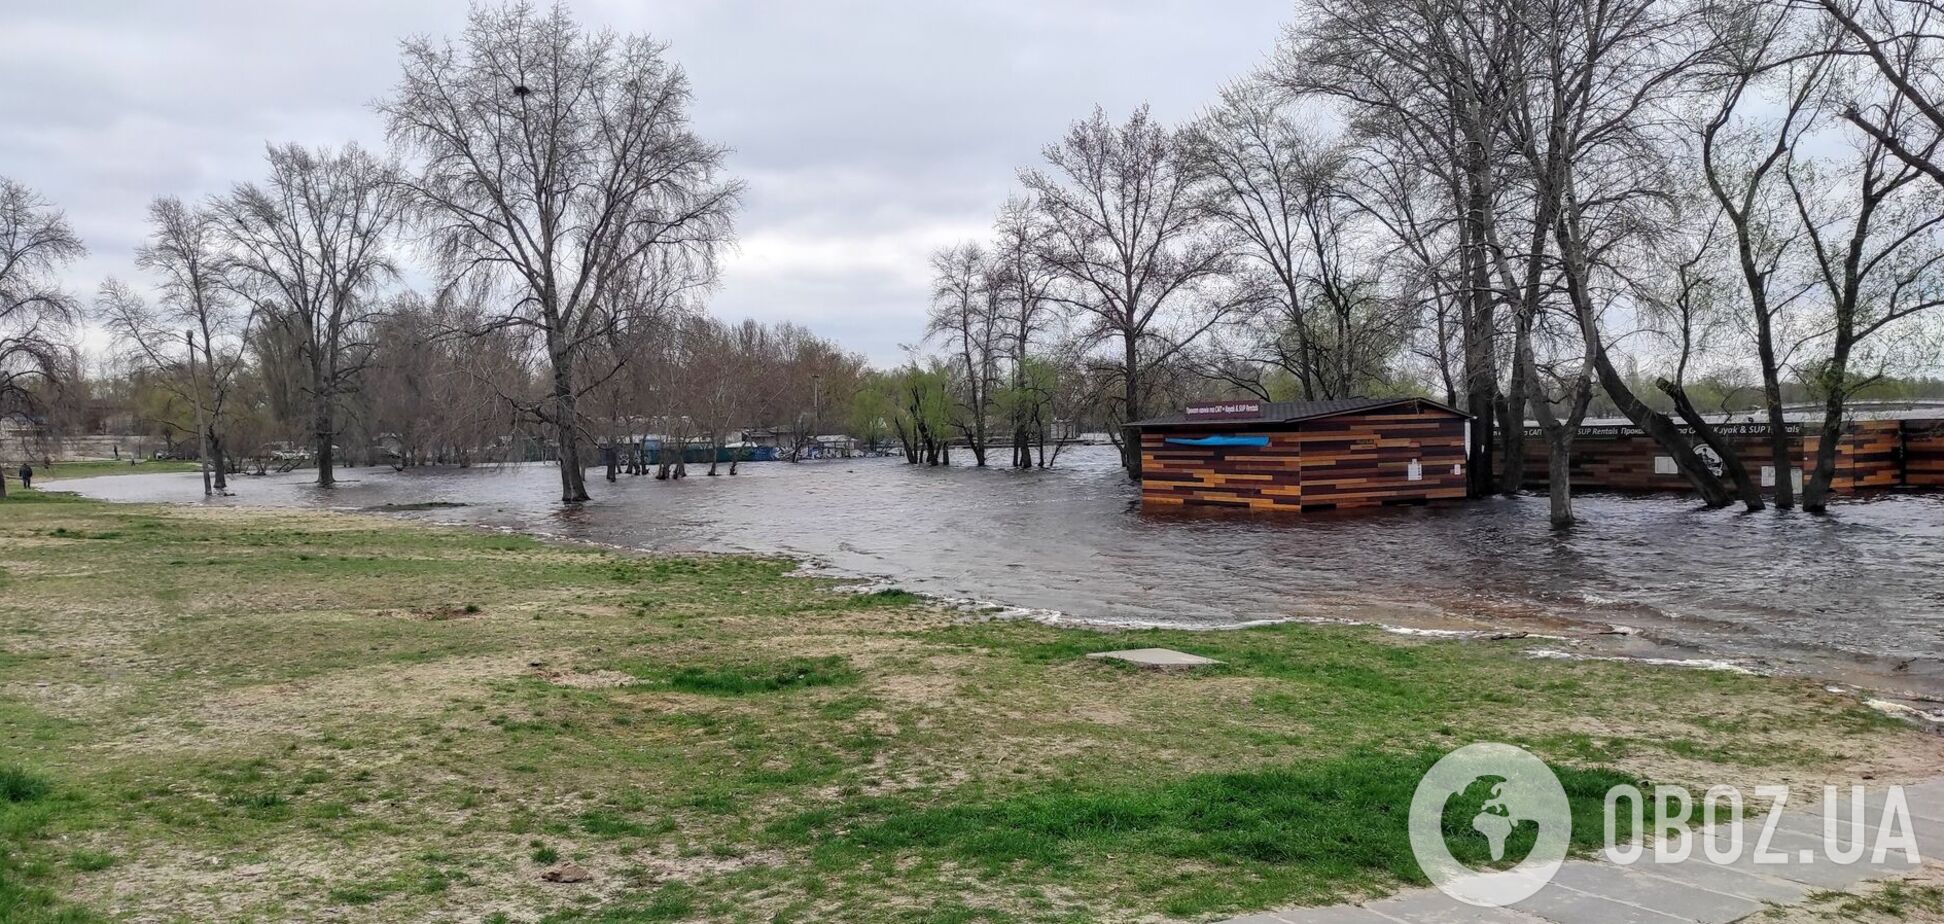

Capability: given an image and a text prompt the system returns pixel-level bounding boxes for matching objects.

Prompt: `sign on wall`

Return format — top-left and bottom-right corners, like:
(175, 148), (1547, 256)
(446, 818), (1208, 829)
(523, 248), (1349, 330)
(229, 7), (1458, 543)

(1183, 401), (1263, 421)
(1523, 422), (1804, 439)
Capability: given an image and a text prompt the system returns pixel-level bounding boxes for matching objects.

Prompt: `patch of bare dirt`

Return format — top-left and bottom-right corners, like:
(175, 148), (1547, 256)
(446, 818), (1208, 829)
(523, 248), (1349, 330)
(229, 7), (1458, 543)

(152, 652), (554, 750)
(543, 668), (637, 689)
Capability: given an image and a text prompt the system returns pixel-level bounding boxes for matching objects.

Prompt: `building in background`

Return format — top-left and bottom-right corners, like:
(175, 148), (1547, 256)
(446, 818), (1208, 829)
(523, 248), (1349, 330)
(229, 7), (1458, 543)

(1130, 397), (1469, 512)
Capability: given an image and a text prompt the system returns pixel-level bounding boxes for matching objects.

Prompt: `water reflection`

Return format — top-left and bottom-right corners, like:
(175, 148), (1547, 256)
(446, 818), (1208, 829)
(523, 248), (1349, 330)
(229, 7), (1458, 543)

(53, 446), (1944, 691)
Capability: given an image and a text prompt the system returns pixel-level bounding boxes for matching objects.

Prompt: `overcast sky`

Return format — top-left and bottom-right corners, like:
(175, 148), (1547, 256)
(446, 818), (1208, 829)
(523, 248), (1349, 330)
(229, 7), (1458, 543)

(3, 0), (1294, 365)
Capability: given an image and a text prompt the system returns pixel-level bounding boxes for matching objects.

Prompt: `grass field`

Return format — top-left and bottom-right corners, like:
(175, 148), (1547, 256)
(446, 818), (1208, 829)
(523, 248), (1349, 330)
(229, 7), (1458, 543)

(25, 460), (202, 482)
(0, 489), (1935, 922)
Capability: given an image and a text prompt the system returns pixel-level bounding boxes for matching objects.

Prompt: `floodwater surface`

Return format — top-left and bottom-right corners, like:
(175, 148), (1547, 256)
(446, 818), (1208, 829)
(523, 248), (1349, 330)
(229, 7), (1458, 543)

(54, 446), (1944, 694)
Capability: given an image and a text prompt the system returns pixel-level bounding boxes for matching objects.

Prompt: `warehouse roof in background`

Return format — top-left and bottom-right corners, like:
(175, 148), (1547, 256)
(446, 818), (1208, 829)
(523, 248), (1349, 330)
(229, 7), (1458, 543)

(1128, 396), (1469, 428)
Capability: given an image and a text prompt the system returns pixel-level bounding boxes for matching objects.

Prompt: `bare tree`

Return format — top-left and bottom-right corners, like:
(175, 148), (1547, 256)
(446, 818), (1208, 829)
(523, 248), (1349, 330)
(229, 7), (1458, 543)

(677, 317), (758, 476)
(1020, 105), (1244, 477)
(1348, 126), (1468, 410)
(1275, 0), (1518, 497)
(1192, 84), (1415, 401)
(384, 1), (740, 503)
(365, 292), (528, 468)
(1810, 0), (1944, 189)
(1786, 86), (1944, 510)
(1501, 0), (1739, 507)
(213, 144), (405, 487)
(1696, 1), (1835, 507)
(927, 242), (1003, 465)
(1519, 303), (1597, 527)
(989, 196), (1062, 468)
(99, 198), (254, 493)
(0, 178), (83, 496)
(1632, 204), (1768, 508)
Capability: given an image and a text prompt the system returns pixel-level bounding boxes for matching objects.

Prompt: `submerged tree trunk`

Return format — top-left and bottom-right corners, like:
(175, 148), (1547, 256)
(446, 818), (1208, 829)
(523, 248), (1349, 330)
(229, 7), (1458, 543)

(548, 341), (589, 503)
(1120, 336), (1143, 479)
(1554, 194), (1732, 508)
(1582, 339), (1732, 507)
(1755, 314), (1795, 509)
(1802, 336), (1855, 513)
(313, 388), (336, 488)
(1802, 411), (1843, 513)
(1499, 321), (1528, 497)
(1659, 380), (1763, 511)
(1460, 145), (1499, 500)
(208, 429), (228, 491)
(1546, 431), (1575, 528)
(188, 330), (214, 497)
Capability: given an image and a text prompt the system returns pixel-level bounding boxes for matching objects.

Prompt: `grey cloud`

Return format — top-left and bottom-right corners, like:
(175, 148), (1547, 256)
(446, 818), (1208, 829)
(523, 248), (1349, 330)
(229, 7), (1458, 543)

(4, 0), (1291, 364)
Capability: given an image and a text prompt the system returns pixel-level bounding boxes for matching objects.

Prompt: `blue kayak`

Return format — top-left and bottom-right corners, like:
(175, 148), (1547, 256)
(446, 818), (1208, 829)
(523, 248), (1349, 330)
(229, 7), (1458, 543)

(1164, 435), (1269, 447)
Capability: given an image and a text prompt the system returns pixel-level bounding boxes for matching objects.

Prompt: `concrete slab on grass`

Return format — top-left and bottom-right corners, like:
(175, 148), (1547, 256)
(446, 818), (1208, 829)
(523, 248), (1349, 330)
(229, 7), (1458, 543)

(1512, 884), (1695, 924)
(1547, 861), (1762, 924)
(1085, 647), (1222, 669)
(1363, 888), (1552, 922)
(1225, 906), (1394, 924)
(1627, 856), (1808, 904)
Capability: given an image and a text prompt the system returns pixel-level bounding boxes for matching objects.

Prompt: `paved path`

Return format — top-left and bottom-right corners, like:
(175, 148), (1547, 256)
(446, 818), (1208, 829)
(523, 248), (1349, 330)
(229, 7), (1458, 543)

(1222, 778), (1944, 924)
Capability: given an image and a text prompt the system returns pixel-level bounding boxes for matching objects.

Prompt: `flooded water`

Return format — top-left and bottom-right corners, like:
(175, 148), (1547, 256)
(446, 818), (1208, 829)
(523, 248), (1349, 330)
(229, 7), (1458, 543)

(51, 446), (1944, 695)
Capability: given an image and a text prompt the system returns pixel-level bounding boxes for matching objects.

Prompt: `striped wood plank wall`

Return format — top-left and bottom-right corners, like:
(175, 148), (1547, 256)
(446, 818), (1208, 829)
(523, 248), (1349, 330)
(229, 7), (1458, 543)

(1140, 409), (1467, 511)
(1801, 420), (1902, 492)
(1515, 419), (1908, 493)
(1906, 420), (1944, 487)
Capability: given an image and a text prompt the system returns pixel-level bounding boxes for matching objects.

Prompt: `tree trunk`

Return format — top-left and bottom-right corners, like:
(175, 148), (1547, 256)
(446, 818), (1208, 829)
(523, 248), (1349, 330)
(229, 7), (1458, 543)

(969, 390), (988, 466)
(209, 429), (228, 492)
(314, 394), (336, 488)
(1461, 257), (1497, 497)
(1802, 408), (1843, 513)
(1547, 430), (1575, 529)
(549, 359), (589, 503)
(1658, 380), (1763, 511)
(188, 330), (214, 498)
(1554, 198), (1731, 507)
(1582, 338), (1731, 507)
(1758, 359), (1794, 509)
(1120, 333), (1143, 479)
(1460, 137), (1499, 500)
(1497, 387), (1526, 497)
(1802, 339), (1853, 513)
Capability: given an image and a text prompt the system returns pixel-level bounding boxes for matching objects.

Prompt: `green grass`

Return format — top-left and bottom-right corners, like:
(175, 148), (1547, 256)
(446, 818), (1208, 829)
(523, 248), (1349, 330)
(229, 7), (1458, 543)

(0, 765), (95, 923)
(0, 767), (51, 804)
(65, 851), (113, 873)
(775, 751), (1639, 915)
(0, 497), (1923, 922)
(624, 655), (860, 696)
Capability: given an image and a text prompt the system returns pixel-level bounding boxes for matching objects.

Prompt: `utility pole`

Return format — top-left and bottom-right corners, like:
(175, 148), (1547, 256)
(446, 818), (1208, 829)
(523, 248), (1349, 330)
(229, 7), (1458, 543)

(187, 329), (213, 496)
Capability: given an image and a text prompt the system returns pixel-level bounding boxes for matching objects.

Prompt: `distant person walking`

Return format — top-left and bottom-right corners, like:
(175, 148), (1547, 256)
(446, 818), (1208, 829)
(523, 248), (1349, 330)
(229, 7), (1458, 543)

(17, 463), (31, 489)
